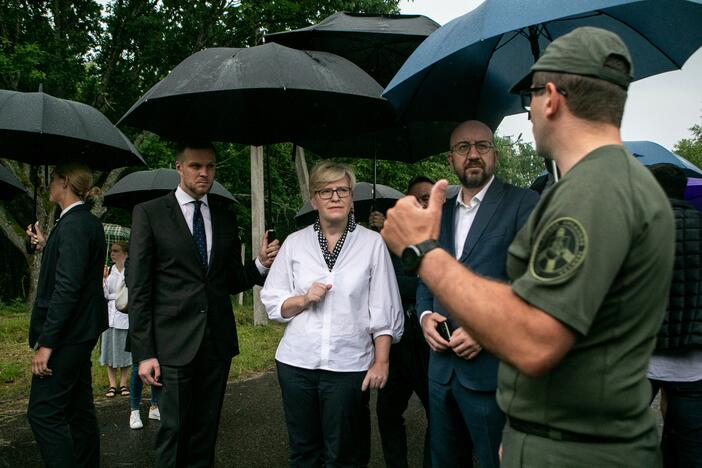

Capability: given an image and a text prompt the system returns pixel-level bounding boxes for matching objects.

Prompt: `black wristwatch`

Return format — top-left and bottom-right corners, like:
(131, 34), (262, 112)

(401, 239), (441, 273)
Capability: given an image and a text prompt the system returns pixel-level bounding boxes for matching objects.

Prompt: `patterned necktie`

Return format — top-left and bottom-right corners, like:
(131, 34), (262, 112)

(192, 200), (207, 269)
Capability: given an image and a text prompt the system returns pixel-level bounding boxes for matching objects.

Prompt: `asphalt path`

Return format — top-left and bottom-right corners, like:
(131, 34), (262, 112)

(0, 371), (429, 467)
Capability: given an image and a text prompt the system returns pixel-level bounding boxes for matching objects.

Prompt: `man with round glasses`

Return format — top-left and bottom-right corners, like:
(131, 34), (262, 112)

(381, 27), (675, 467)
(415, 119), (539, 468)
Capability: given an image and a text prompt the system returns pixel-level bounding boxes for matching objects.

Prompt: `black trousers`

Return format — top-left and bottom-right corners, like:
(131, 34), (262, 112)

(155, 333), (231, 468)
(276, 361), (370, 468)
(27, 339), (100, 468)
(376, 311), (431, 468)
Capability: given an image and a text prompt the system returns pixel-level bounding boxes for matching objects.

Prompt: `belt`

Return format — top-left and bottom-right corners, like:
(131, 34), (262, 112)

(508, 417), (623, 444)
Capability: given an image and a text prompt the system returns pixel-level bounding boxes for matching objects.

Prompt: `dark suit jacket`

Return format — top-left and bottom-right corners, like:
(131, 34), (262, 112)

(128, 192), (264, 366)
(29, 204), (108, 349)
(416, 178), (539, 391)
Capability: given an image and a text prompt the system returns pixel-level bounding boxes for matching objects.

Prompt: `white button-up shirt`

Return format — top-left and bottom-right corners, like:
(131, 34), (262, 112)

(261, 224), (404, 372)
(103, 265), (129, 329)
(453, 176), (494, 258)
(175, 186), (213, 262)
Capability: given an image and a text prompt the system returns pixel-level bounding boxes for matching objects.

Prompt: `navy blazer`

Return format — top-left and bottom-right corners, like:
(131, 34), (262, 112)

(29, 204), (108, 349)
(416, 178), (539, 391)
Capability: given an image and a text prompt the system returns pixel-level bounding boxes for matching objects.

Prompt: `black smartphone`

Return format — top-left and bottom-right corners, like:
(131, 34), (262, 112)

(26, 223), (37, 254)
(436, 321), (451, 341)
(267, 229), (276, 243)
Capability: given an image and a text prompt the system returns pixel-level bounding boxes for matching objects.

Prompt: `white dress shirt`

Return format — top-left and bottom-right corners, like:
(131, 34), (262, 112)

(103, 265), (129, 329)
(261, 224), (404, 372)
(59, 200), (84, 218)
(175, 186), (268, 274)
(421, 177), (494, 322)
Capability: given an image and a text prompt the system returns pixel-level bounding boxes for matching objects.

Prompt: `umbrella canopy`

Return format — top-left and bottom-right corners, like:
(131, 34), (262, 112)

(103, 168), (237, 209)
(685, 178), (702, 211)
(0, 89), (146, 169)
(119, 43), (395, 146)
(266, 11), (439, 87)
(299, 120), (456, 162)
(295, 181), (404, 226)
(0, 163), (27, 200)
(383, 0), (702, 128)
(626, 140), (702, 177)
(103, 223), (131, 246)
(529, 140), (702, 191)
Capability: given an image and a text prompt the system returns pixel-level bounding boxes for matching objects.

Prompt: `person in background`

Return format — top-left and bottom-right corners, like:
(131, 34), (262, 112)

(416, 120), (538, 468)
(262, 161), (404, 467)
(26, 162), (107, 468)
(101, 241), (132, 398)
(369, 175), (435, 468)
(648, 163), (702, 468)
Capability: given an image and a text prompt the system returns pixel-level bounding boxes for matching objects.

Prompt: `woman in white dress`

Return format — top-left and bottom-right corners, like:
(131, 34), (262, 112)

(100, 241), (131, 397)
(262, 161), (404, 467)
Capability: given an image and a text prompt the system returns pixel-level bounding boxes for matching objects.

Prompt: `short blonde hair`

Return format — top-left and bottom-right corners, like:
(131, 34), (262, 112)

(309, 161), (356, 197)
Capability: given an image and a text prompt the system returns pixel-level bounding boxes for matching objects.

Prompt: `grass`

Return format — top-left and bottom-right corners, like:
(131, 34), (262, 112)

(0, 298), (284, 409)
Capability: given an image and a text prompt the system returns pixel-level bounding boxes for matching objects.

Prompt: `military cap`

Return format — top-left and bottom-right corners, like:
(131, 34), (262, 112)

(510, 26), (634, 93)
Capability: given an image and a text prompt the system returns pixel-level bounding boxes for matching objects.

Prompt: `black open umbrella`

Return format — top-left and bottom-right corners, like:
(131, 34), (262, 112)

(0, 89), (145, 169)
(295, 181), (404, 227)
(266, 11), (439, 87)
(118, 43), (395, 146)
(103, 168), (237, 209)
(300, 120), (455, 162)
(0, 163), (27, 200)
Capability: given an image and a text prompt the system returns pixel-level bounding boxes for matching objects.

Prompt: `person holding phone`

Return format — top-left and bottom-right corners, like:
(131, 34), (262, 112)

(26, 162), (107, 468)
(261, 161), (404, 467)
(415, 120), (539, 468)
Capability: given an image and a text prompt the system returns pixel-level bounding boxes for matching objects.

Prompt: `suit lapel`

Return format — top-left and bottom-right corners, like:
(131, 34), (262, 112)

(441, 196), (457, 257)
(208, 202), (224, 275)
(460, 179), (505, 262)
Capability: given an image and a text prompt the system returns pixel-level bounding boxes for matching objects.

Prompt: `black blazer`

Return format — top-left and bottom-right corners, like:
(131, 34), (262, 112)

(29, 204), (108, 349)
(128, 192), (263, 366)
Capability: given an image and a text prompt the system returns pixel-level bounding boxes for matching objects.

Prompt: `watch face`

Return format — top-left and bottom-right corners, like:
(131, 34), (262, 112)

(401, 245), (420, 272)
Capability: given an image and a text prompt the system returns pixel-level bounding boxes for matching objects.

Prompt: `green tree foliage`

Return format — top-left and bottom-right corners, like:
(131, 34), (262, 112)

(674, 119), (702, 169)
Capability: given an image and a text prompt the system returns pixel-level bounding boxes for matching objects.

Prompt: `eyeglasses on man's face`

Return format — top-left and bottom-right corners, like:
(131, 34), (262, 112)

(449, 141), (495, 156)
(519, 84), (568, 112)
(316, 187), (352, 200)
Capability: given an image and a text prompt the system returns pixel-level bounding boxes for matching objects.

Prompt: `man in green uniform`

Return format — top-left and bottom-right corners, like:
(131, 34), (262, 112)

(380, 27), (675, 467)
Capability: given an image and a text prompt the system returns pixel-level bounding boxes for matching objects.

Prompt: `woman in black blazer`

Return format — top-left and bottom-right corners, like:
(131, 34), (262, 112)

(25, 161), (107, 468)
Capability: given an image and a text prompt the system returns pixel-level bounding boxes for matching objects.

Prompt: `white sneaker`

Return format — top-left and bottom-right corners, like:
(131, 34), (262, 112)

(130, 410), (143, 430)
(148, 405), (160, 421)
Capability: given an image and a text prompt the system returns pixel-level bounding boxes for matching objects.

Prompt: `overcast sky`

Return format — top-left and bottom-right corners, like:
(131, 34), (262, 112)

(398, 0), (702, 150)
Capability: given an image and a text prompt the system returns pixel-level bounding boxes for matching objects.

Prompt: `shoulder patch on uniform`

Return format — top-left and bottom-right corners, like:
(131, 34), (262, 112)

(529, 217), (588, 283)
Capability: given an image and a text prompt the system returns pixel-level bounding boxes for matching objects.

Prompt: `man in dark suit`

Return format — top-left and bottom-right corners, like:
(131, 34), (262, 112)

(128, 141), (279, 467)
(416, 121), (538, 468)
(26, 162), (108, 468)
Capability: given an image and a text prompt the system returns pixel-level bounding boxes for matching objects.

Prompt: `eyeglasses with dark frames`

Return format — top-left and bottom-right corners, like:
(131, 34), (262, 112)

(316, 187), (352, 200)
(449, 141), (495, 156)
(519, 85), (568, 112)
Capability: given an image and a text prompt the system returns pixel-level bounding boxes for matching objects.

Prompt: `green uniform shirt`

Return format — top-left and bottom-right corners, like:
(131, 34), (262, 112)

(498, 145), (675, 440)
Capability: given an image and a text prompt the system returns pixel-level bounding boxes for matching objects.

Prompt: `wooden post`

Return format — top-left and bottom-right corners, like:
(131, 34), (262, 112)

(295, 146), (310, 200)
(238, 243), (245, 306)
(250, 145), (267, 325)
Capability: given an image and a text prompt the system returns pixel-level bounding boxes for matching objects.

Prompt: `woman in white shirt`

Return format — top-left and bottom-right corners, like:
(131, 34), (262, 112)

(100, 241), (132, 397)
(262, 161), (404, 467)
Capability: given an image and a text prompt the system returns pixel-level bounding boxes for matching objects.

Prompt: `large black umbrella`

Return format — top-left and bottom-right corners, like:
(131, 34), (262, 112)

(383, 0), (702, 129)
(295, 181), (404, 227)
(0, 89), (145, 169)
(118, 43), (395, 146)
(103, 168), (237, 209)
(300, 120), (455, 162)
(0, 163), (27, 200)
(266, 11), (439, 87)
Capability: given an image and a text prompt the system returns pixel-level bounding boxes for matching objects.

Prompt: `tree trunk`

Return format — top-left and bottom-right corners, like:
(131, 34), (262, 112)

(295, 146), (310, 200)
(250, 145), (267, 326)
